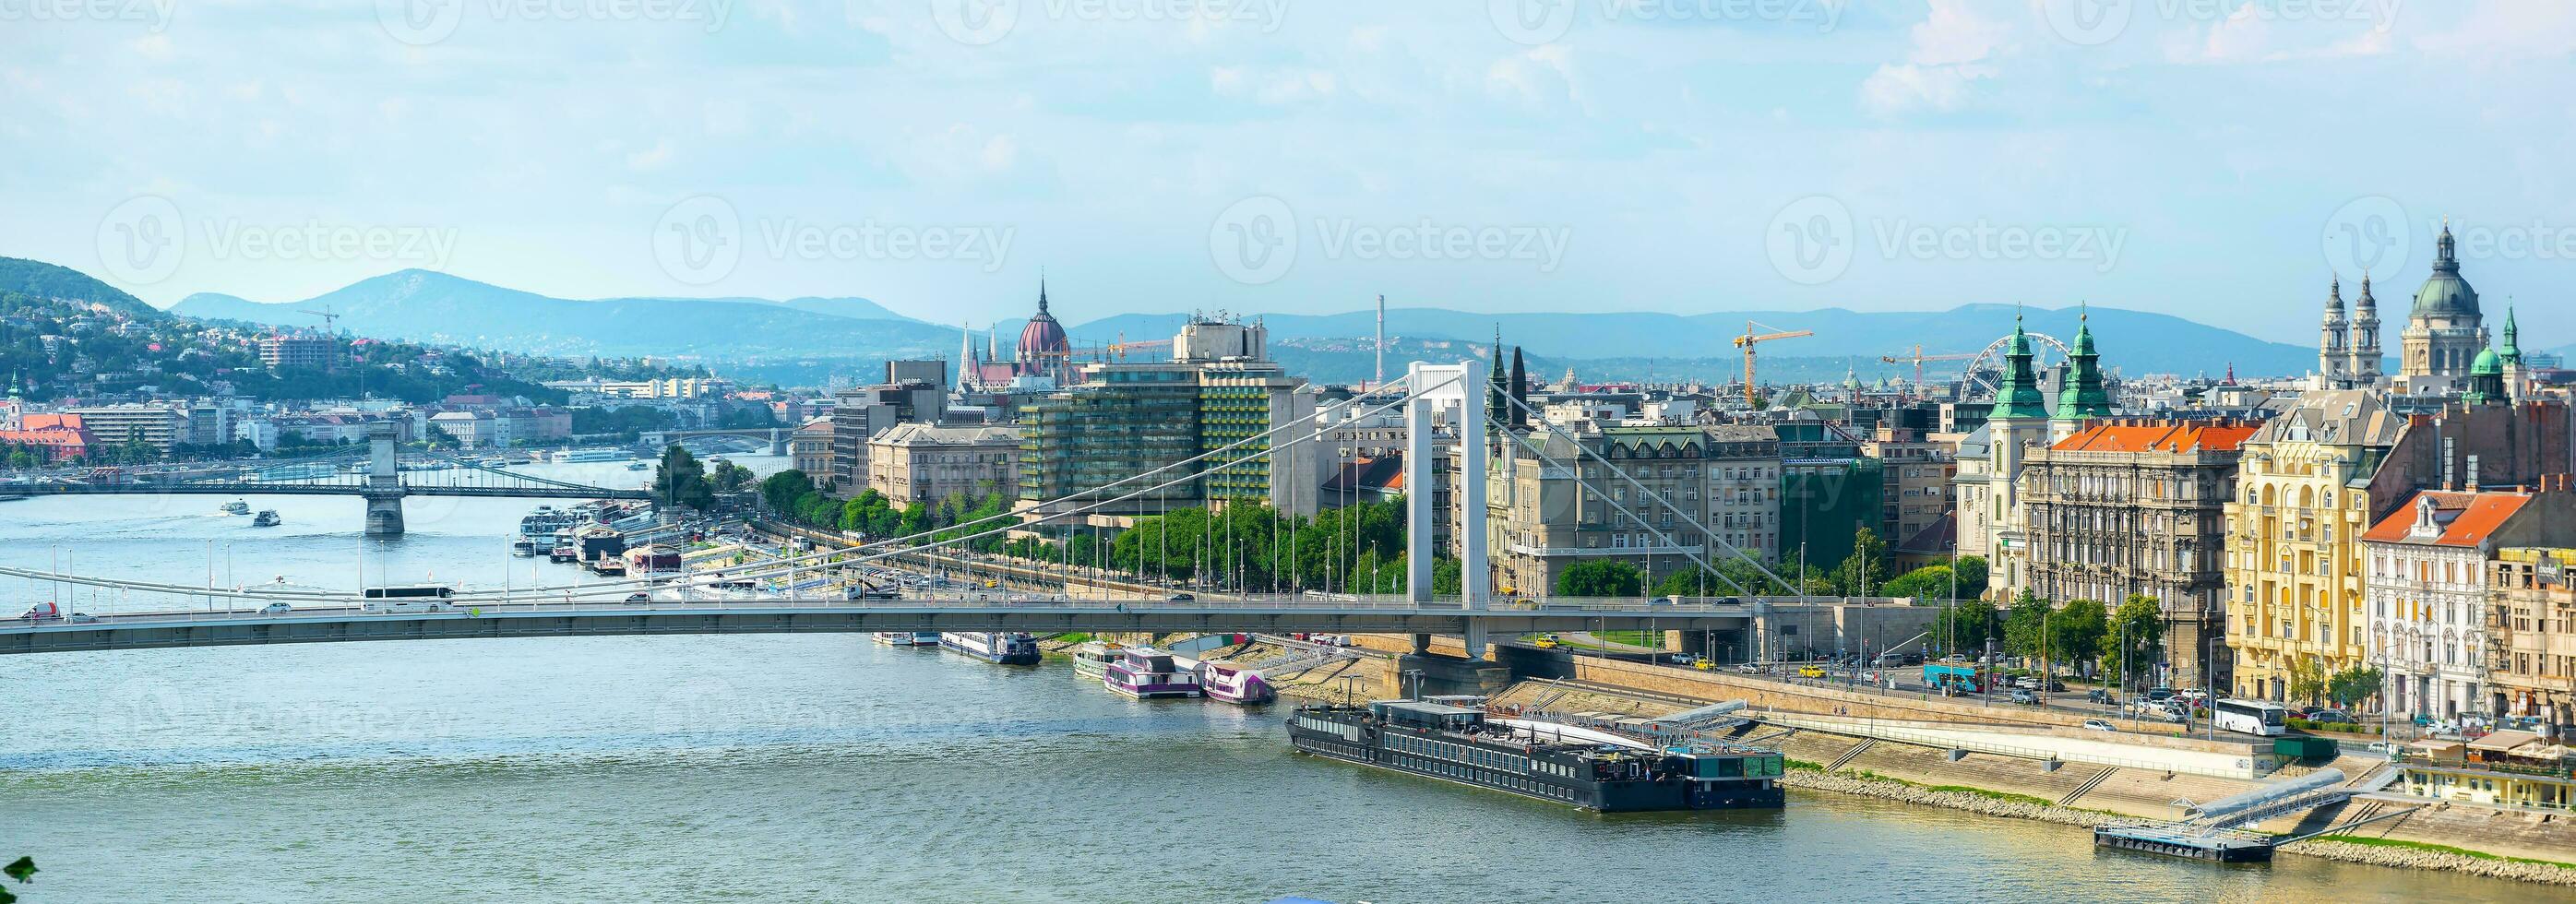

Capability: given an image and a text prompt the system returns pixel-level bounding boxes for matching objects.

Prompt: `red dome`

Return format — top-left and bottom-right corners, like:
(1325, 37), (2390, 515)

(1016, 281), (1070, 361)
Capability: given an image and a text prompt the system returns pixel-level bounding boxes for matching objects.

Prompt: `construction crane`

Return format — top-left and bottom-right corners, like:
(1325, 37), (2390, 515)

(1731, 320), (1812, 407)
(1878, 344), (1979, 387)
(300, 305), (341, 335)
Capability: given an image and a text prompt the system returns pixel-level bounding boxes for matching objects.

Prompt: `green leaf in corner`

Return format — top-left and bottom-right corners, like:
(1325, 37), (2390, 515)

(2, 883), (18, 904)
(2, 856), (32, 883)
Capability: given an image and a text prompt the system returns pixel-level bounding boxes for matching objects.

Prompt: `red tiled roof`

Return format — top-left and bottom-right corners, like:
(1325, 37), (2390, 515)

(2050, 422), (2260, 454)
(2362, 490), (2532, 547)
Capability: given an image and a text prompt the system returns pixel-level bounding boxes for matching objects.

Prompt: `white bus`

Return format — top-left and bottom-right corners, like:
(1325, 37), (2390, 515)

(2211, 698), (2290, 737)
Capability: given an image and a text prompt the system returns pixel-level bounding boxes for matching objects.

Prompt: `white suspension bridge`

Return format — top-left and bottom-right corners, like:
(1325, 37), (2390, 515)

(3, 361), (1879, 661)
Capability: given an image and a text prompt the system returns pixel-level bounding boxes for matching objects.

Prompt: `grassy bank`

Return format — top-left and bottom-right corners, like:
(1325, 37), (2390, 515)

(2308, 834), (2576, 872)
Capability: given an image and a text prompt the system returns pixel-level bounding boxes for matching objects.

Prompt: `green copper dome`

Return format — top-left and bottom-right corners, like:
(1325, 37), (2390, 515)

(2054, 315), (2113, 421)
(2472, 347), (2504, 375)
(2413, 223), (2482, 318)
(1993, 316), (2050, 420)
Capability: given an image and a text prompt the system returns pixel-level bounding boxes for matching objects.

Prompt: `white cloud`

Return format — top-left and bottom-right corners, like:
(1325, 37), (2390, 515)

(1860, 0), (2008, 117)
(1486, 44), (1581, 110)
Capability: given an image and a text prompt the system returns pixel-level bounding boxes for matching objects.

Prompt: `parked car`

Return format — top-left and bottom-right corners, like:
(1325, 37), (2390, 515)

(2307, 708), (2356, 725)
(2086, 689), (2117, 705)
(2367, 742), (2397, 755)
(2081, 720), (2117, 732)
(2146, 686), (2176, 703)
(2010, 689), (2039, 705)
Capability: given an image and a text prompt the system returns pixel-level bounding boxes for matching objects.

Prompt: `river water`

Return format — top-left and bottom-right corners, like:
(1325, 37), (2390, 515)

(0, 456), (2555, 902)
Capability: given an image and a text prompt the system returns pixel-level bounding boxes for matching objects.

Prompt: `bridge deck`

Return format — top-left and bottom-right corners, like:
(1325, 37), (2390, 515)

(0, 597), (1772, 655)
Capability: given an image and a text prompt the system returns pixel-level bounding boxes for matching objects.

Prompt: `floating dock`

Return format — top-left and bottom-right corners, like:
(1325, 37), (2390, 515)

(2093, 824), (2274, 862)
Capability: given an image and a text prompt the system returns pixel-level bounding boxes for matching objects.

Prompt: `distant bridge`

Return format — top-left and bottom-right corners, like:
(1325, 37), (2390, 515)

(8, 422), (647, 534)
(639, 427), (788, 454)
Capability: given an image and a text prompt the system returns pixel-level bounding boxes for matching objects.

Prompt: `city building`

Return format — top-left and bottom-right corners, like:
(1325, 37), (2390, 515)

(1951, 318), (2055, 595)
(2363, 487), (2576, 721)
(1860, 425), (1955, 563)
(257, 334), (340, 371)
(867, 422), (1020, 506)
(829, 381), (945, 492)
(790, 417), (832, 487)
(1777, 419), (1880, 575)
(0, 412), (91, 461)
(1480, 424), (1780, 597)
(2016, 419), (2260, 689)
(1016, 315), (1319, 517)
(2399, 223), (2489, 387)
(2224, 390), (2408, 703)
(2488, 538), (2576, 736)
(63, 403), (185, 454)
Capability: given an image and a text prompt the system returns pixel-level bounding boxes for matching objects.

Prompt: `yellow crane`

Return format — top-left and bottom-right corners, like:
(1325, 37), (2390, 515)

(1732, 320), (1812, 406)
(1878, 344), (1978, 387)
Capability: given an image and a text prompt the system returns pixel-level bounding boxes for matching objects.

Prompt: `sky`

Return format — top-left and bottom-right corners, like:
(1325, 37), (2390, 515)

(1, 0), (2570, 348)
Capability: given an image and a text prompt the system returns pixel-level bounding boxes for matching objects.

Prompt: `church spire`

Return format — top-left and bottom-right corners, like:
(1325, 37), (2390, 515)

(2056, 306), (2112, 422)
(1993, 311), (2050, 420)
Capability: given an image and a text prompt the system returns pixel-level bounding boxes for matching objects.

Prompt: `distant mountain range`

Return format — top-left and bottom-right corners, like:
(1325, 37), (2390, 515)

(158, 268), (2358, 385)
(1055, 304), (2319, 379)
(173, 270), (953, 362)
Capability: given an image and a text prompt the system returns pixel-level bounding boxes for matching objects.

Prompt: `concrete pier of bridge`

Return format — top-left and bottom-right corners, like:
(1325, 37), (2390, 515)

(364, 421), (407, 537)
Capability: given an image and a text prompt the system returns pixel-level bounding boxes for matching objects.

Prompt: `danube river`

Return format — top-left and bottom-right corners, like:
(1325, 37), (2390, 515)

(0, 456), (2548, 902)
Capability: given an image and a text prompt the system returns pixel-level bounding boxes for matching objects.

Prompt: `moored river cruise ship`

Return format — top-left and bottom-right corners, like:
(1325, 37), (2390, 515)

(1287, 699), (1784, 813)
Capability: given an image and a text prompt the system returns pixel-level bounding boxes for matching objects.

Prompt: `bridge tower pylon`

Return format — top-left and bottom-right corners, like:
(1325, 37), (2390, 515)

(1404, 358), (1489, 659)
(363, 420), (406, 537)
(769, 428), (788, 456)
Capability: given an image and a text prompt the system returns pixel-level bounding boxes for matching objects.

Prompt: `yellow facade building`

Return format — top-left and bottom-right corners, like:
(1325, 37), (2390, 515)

(2222, 390), (2406, 702)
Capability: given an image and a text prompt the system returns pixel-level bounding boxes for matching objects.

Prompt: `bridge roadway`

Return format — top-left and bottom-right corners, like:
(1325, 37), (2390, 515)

(0, 595), (1767, 656)
(3, 482), (650, 500)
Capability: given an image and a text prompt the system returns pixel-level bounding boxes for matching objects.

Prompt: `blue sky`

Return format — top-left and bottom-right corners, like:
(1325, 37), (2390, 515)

(2, 0), (2569, 347)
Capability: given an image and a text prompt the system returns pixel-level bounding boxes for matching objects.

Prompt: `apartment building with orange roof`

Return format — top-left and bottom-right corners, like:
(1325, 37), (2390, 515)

(2010, 417), (2262, 689)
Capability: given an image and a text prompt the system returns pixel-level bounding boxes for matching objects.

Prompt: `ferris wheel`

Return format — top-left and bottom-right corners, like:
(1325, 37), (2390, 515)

(1961, 332), (2070, 398)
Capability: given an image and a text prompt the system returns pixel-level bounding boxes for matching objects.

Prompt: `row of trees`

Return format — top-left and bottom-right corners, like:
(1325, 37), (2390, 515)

(650, 446), (753, 511)
(753, 472), (1457, 596)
